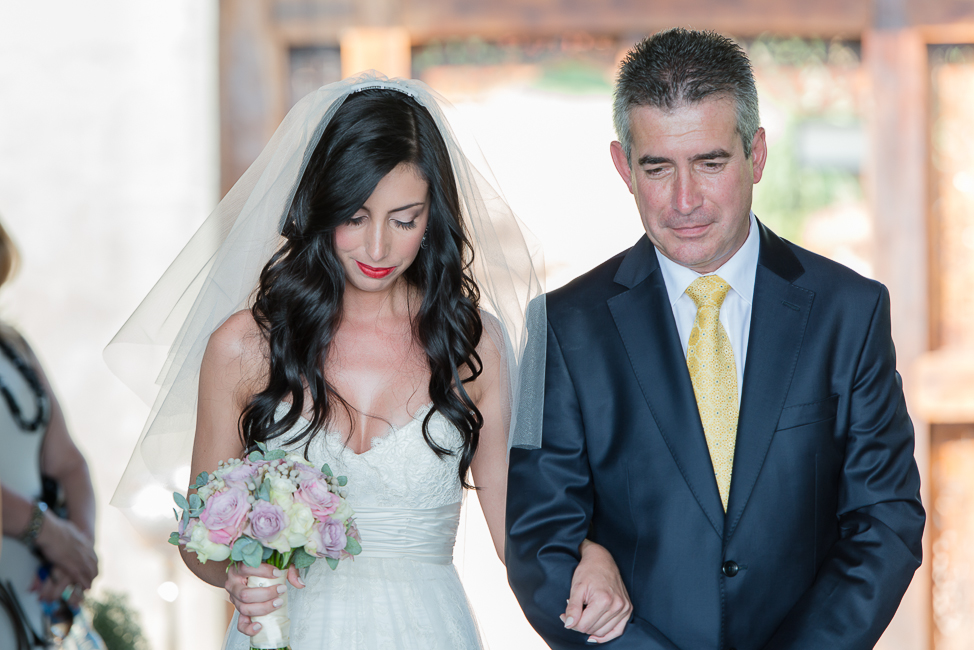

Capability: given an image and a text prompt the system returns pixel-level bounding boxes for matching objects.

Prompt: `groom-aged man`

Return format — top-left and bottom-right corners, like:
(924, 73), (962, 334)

(506, 28), (924, 649)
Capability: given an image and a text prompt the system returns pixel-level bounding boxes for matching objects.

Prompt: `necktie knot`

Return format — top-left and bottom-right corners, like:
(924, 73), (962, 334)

(686, 275), (731, 310)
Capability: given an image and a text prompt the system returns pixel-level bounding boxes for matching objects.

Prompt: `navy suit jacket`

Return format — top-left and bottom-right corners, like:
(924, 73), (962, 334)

(506, 222), (924, 650)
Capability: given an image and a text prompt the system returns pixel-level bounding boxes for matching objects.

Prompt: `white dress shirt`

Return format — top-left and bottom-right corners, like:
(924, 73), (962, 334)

(654, 212), (760, 400)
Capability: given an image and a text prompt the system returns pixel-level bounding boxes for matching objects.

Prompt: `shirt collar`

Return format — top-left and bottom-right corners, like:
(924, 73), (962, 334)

(655, 211), (759, 306)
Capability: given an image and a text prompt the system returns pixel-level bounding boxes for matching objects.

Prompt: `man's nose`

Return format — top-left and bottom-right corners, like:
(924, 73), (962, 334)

(673, 171), (703, 214)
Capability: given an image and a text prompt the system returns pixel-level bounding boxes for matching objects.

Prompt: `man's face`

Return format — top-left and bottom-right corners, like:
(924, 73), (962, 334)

(610, 96), (767, 274)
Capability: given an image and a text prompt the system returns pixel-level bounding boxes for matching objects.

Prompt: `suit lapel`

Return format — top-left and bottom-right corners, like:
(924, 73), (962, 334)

(608, 238), (725, 538)
(725, 223), (812, 539)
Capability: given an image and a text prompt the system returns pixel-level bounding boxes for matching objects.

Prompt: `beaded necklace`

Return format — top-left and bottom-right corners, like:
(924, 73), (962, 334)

(0, 336), (50, 432)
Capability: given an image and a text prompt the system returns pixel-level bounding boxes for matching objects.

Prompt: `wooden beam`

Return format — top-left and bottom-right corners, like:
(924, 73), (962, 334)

(862, 23), (932, 650)
(340, 27), (412, 78)
(220, 0), (287, 196)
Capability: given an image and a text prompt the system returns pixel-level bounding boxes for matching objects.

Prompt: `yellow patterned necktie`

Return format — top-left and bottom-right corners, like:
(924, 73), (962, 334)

(686, 275), (738, 512)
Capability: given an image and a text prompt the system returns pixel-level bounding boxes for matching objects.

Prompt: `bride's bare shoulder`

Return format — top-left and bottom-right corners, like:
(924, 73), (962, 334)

(466, 311), (505, 401)
(202, 310), (268, 389)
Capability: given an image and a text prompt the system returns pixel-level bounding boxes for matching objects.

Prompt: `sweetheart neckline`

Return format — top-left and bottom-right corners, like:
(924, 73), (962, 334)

(275, 401), (436, 457)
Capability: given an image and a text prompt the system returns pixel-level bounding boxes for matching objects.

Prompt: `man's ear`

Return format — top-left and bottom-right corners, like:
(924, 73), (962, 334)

(750, 127), (768, 184)
(610, 141), (635, 194)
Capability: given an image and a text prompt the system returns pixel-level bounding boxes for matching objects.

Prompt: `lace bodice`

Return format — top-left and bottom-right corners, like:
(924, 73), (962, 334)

(269, 403), (463, 510)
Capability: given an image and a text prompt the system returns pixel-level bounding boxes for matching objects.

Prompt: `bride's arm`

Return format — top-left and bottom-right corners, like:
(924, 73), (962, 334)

(468, 326), (632, 643)
(183, 311), (304, 636)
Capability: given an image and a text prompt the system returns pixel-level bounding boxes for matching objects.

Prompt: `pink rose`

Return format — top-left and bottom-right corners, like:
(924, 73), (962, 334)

(199, 486), (250, 545)
(247, 500), (289, 544)
(312, 517), (347, 559)
(293, 478), (340, 519)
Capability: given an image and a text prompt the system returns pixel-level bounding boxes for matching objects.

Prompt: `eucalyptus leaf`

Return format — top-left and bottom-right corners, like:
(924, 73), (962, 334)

(173, 508), (179, 522)
(243, 545), (263, 569)
(291, 548), (316, 569)
(168, 532), (180, 546)
(321, 464), (333, 477)
(262, 546), (274, 560)
(231, 536), (255, 562)
(257, 480), (271, 502)
(189, 494), (202, 510)
(265, 449), (286, 461)
(173, 492), (189, 510)
(325, 557), (339, 570)
(337, 476), (347, 487)
(344, 537), (362, 556)
(248, 450), (263, 462)
(194, 471), (209, 487)
(257, 441), (268, 452)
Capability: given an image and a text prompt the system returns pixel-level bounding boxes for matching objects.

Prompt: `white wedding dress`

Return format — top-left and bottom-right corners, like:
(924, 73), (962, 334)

(223, 403), (483, 649)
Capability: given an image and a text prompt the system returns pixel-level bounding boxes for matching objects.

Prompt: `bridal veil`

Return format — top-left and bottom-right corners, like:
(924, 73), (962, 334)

(105, 72), (546, 514)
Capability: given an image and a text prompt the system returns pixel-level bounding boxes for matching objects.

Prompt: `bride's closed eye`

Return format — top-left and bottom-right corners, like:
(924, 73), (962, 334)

(393, 219), (419, 230)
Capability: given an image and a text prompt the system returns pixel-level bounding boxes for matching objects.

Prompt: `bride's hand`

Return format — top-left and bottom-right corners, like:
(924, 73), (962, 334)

(226, 563), (304, 636)
(560, 539), (632, 643)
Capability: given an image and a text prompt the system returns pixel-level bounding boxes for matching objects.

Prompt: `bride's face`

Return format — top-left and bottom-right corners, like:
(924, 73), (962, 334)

(335, 163), (430, 295)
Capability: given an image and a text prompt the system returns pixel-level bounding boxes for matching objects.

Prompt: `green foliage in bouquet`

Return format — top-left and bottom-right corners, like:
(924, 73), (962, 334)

(85, 591), (150, 650)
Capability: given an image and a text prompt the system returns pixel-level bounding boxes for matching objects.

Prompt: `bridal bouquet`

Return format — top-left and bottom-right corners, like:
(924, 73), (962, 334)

(169, 443), (361, 650)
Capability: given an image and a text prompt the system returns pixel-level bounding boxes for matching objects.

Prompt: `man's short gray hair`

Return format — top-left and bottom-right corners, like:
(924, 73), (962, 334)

(613, 28), (760, 162)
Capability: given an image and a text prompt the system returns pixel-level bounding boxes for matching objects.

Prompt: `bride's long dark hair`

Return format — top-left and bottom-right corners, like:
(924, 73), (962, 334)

(240, 88), (484, 488)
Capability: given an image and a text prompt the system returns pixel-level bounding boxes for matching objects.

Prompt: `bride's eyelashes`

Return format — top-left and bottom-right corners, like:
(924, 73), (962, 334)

(342, 214), (421, 229)
(393, 218), (419, 230)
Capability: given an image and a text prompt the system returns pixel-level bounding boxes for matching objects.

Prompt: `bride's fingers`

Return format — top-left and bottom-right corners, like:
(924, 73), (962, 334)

(563, 585), (585, 630)
(573, 593), (614, 634)
(231, 585), (286, 617)
(586, 608), (628, 640)
(572, 588), (630, 635)
(287, 565), (305, 589)
(588, 615), (629, 644)
(236, 613), (262, 636)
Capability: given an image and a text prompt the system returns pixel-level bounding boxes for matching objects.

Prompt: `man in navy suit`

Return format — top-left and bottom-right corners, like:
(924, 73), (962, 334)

(506, 28), (924, 649)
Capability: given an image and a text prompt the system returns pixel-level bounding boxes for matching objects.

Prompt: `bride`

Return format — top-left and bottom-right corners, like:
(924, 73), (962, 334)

(108, 74), (630, 648)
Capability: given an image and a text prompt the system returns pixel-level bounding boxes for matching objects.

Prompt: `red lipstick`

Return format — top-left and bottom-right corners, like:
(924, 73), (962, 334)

(356, 261), (395, 278)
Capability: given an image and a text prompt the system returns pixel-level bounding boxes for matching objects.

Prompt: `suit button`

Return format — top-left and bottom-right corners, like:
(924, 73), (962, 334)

(722, 560), (739, 577)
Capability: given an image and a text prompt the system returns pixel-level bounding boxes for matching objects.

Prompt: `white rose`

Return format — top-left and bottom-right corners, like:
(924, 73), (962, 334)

(268, 476), (296, 508)
(287, 502), (315, 547)
(185, 522), (231, 563)
(331, 500), (354, 524)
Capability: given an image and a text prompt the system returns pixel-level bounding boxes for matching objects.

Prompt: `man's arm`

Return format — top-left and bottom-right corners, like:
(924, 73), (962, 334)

(506, 321), (679, 649)
(764, 285), (925, 649)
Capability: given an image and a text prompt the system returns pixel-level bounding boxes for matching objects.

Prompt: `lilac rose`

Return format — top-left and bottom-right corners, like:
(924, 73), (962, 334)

(199, 486), (250, 545)
(178, 516), (197, 544)
(221, 462), (259, 485)
(293, 478), (340, 519)
(247, 500), (289, 545)
(312, 517), (348, 559)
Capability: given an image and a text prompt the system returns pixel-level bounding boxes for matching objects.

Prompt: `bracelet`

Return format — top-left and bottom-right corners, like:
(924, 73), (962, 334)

(20, 500), (48, 546)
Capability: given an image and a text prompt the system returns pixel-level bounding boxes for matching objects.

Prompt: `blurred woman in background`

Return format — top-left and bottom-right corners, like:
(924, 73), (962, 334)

(0, 219), (98, 649)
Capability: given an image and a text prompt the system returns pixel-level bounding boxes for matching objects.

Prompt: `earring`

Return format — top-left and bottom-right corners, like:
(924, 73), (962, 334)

(421, 231), (428, 249)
